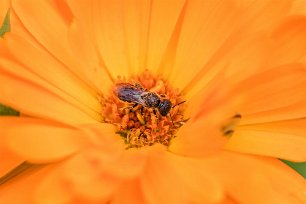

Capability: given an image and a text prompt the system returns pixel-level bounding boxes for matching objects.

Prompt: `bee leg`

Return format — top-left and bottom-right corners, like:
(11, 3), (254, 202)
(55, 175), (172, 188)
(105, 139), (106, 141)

(152, 109), (160, 124)
(153, 109), (159, 117)
(121, 103), (138, 112)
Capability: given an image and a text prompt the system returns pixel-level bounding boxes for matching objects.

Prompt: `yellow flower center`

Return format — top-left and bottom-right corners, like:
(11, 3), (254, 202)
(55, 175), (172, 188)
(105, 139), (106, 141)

(101, 71), (187, 148)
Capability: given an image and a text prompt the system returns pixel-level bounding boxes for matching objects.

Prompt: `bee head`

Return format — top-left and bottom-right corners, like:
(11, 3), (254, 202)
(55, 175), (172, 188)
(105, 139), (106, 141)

(158, 99), (172, 116)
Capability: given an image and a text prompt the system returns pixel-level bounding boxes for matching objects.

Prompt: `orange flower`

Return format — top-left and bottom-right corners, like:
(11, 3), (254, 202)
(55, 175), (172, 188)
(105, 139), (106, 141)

(1, 0), (306, 203)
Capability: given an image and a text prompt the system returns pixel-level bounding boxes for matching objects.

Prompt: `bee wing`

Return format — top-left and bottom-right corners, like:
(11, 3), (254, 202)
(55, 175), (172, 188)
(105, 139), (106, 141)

(115, 83), (147, 106)
(133, 94), (147, 106)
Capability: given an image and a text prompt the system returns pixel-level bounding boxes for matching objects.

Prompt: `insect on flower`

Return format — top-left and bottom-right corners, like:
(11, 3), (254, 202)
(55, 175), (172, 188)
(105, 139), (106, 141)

(114, 82), (185, 123)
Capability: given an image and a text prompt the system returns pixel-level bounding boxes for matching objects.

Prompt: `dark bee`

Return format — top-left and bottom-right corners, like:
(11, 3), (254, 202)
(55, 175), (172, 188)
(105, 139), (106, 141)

(114, 83), (172, 116)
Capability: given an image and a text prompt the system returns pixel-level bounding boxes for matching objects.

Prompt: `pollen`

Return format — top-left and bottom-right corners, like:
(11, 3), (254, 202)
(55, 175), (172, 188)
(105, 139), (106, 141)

(100, 71), (187, 148)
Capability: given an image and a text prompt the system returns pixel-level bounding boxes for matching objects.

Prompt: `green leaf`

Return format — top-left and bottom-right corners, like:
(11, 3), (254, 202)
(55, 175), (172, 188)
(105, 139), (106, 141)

(282, 160), (306, 179)
(0, 9), (10, 37)
(0, 103), (19, 116)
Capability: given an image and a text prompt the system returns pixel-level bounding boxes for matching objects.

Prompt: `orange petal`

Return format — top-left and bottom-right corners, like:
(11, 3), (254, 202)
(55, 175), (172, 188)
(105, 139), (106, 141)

(140, 145), (189, 204)
(169, 119), (228, 157)
(68, 21), (113, 93)
(0, 145), (24, 179)
(141, 144), (224, 203)
(168, 152), (224, 203)
(34, 165), (74, 204)
(237, 0), (292, 32)
(48, 0), (73, 25)
(233, 63), (306, 124)
(0, 117), (85, 163)
(67, 0), (130, 78)
(170, 74), (239, 156)
(102, 148), (148, 179)
(61, 153), (120, 202)
(268, 16), (306, 67)
(204, 152), (306, 204)
(226, 119), (306, 161)
(11, 0), (70, 66)
(0, 164), (57, 204)
(290, 0), (306, 15)
(144, 0), (185, 73)
(80, 123), (147, 179)
(167, 0), (241, 94)
(67, 0), (185, 78)
(0, 61), (97, 124)
(11, 0), (110, 91)
(120, 0), (151, 75)
(168, 0), (292, 97)
(2, 33), (102, 120)
(0, 0), (9, 26)
(183, 70), (238, 123)
(0, 118), (24, 177)
(111, 180), (147, 204)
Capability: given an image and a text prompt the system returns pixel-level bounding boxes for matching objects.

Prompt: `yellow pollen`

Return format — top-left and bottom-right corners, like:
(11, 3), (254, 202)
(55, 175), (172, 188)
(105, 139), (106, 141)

(100, 71), (187, 148)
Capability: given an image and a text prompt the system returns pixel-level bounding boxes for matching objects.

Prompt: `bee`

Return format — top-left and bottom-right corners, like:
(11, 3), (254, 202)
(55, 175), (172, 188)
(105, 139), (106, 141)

(114, 82), (172, 116)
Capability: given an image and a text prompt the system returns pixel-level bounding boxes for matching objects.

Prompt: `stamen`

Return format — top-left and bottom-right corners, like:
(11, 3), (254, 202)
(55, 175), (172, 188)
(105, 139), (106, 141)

(100, 70), (187, 148)
(221, 114), (242, 136)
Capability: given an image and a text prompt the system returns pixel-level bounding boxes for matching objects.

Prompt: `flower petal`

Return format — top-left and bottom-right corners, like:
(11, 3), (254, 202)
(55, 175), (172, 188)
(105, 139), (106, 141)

(0, 60), (97, 124)
(111, 180), (147, 204)
(80, 123), (147, 179)
(167, 0), (292, 97)
(290, 0), (306, 15)
(169, 74), (239, 157)
(144, 0), (186, 73)
(169, 119), (227, 157)
(204, 152), (306, 204)
(67, 0), (185, 78)
(67, 21), (113, 93)
(66, 0), (128, 78)
(0, 164), (57, 204)
(0, 117), (85, 163)
(12, 0), (70, 67)
(234, 63), (306, 124)
(102, 148), (148, 179)
(167, 0), (241, 94)
(0, 143), (23, 179)
(34, 166), (74, 204)
(61, 153), (120, 202)
(48, 0), (73, 25)
(11, 0), (111, 92)
(141, 145), (224, 203)
(226, 119), (306, 161)
(0, 0), (9, 27)
(120, 0), (151, 75)
(1, 33), (102, 120)
(268, 16), (306, 67)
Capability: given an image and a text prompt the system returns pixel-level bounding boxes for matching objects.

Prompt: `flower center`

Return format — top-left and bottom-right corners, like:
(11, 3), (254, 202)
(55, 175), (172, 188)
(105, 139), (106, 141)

(100, 71), (187, 148)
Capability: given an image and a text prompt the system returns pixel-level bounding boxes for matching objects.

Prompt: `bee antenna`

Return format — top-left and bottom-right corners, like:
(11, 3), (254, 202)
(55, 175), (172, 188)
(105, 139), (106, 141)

(172, 100), (186, 109)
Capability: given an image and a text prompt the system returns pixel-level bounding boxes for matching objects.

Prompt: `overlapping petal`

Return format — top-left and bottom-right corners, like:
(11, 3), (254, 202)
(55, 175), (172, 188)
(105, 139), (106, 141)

(227, 119), (306, 161)
(0, 117), (85, 163)
(204, 152), (306, 204)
